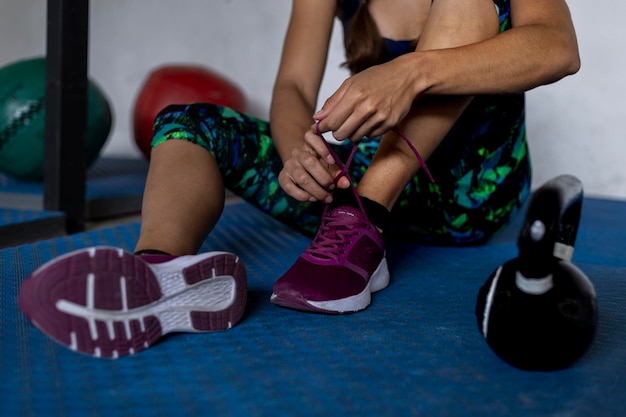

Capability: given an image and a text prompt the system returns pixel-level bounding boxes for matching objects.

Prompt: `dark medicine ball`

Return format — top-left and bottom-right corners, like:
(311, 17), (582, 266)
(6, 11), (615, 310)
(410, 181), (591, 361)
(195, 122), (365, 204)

(0, 57), (112, 181)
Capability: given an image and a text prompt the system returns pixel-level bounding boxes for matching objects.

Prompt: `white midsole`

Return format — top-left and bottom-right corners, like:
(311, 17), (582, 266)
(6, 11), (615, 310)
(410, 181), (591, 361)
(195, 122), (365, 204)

(308, 257), (389, 313)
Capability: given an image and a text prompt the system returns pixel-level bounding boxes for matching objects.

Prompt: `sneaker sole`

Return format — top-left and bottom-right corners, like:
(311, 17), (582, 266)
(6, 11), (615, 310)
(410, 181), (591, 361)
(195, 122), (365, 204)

(270, 257), (389, 314)
(18, 246), (247, 359)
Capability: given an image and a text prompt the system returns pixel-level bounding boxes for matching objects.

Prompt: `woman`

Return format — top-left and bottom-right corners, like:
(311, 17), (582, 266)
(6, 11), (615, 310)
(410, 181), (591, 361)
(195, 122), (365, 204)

(18, 0), (580, 357)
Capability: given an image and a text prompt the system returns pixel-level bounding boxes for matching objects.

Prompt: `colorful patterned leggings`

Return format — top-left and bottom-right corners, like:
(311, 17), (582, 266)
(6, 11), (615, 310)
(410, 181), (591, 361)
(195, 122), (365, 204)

(152, 100), (531, 245)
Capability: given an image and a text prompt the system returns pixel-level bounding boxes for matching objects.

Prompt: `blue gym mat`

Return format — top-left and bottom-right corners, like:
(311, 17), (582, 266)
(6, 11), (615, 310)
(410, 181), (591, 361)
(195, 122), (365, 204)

(1, 198), (625, 417)
(0, 156), (147, 247)
(0, 156), (149, 219)
(0, 207), (65, 248)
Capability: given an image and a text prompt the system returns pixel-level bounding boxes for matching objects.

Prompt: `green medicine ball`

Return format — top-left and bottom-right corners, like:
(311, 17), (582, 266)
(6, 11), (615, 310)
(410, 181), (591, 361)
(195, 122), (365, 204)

(0, 57), (112, 181)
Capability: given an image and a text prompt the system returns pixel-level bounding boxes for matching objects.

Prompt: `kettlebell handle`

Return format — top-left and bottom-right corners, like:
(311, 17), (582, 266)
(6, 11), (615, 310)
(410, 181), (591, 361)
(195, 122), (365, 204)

(518, 174), (583, 277)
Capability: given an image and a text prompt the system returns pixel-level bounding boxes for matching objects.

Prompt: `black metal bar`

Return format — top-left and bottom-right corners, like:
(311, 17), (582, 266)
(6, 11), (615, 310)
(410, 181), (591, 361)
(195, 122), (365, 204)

(44, 0), (89, 233)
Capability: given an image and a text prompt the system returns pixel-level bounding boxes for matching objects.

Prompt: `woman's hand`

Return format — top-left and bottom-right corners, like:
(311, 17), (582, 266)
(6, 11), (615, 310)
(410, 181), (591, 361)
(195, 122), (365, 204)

(278, 129), (351, 203)
(314, 57), (418, 143)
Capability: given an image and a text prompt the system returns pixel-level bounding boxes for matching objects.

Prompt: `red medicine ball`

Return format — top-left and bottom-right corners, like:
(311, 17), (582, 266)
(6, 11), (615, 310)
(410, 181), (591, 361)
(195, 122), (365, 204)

(133, 65), (247, 159)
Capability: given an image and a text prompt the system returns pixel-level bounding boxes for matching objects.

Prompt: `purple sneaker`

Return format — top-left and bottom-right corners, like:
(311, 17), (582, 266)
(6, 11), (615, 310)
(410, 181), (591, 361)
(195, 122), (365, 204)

(18, 246), (247, 359)
(270, 121), (435, 314)
(271, 204), (389, 314)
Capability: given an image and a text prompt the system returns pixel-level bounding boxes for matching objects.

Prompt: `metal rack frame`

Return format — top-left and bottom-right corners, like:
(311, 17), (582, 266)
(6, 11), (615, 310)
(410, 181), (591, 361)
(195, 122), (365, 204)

(44, 0), (89, 233)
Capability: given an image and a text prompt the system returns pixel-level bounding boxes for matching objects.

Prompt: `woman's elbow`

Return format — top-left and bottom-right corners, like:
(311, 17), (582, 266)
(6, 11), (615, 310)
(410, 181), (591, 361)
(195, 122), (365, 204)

(558, 29), (581, 77)
(546, 35), (581, 82)
(563, 44), (581, 76)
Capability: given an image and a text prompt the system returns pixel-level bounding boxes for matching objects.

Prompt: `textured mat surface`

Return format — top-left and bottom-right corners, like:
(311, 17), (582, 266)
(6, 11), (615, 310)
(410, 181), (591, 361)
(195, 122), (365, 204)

(0, 157), (148, 196)
(0, 207), (66, 248)
(0, 157), (148, 218)
(0, 207), (64, 227)
(1, 199), (625, 417)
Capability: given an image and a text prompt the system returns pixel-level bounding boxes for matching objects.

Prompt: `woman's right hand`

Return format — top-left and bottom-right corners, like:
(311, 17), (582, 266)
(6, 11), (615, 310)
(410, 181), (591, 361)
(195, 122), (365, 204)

(278, 129), (350, 203)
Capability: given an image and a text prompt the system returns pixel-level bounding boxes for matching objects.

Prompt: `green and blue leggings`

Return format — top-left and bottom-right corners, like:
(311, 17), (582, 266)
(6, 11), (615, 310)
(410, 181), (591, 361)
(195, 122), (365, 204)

(151, 96), (530, 245)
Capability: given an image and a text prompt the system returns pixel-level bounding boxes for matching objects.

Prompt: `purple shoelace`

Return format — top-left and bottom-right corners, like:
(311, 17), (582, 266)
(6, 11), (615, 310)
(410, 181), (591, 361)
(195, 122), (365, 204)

(305, 121), (435, 260)
(314, 120), (435, 190)
(306, 206), (363, 260)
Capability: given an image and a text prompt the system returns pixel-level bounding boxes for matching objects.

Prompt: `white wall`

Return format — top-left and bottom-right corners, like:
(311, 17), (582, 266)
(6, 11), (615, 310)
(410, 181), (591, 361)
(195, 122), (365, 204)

(525, 1), (625, 200)
(1, 0), (624, 199)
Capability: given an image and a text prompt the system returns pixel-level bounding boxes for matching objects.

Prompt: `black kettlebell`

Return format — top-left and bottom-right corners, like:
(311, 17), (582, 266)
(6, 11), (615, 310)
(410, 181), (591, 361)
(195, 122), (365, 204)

(475, 174), (597, 371)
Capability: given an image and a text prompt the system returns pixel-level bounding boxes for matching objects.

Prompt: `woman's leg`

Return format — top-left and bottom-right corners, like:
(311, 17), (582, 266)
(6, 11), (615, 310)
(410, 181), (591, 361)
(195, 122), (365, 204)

(137, 103), (325, 257)
(356, 0), (501, 210)
(19, 105), (262, 358)
(271, 0), (503, 313)
(135, 139), (225, 255)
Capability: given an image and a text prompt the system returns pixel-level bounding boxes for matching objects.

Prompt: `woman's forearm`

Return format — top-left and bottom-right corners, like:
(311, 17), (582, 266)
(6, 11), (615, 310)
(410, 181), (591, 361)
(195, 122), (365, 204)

(269, 0), (335, 164)
(406, 23), (580, 98)
(270, 81), (319, 164)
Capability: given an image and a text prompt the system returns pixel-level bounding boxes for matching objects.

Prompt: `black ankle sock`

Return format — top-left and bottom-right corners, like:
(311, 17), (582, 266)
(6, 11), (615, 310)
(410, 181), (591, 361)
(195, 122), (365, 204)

(360, 196), (391, 231)
(329, 187), (357, 209)
(134, 249), (172, 256)
(330, 188), (391, 231)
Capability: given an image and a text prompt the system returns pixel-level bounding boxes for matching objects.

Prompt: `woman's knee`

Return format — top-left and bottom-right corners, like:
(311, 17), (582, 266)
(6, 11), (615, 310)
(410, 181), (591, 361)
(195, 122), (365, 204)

(154, 102), (223, 128)
(418, 0), (500, 51)
(151, 102), (225, 150)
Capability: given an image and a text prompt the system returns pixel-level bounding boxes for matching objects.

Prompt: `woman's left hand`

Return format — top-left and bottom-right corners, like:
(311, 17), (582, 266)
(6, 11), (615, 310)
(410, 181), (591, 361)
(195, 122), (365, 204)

(313, 57), (418, 142)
